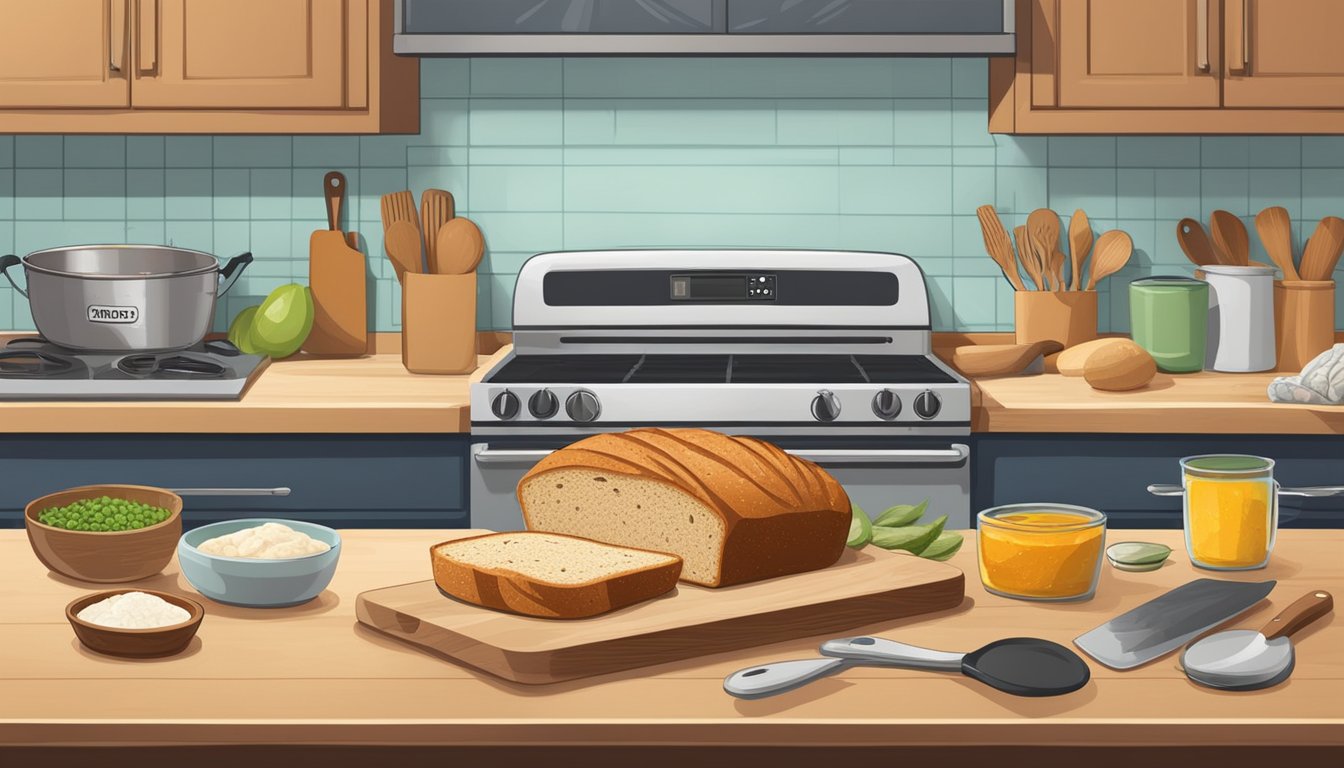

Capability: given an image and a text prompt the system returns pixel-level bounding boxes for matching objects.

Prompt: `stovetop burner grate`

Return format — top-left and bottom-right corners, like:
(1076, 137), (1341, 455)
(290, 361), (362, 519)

(116, 354), (226, 379)
(0, 350), (81, 379)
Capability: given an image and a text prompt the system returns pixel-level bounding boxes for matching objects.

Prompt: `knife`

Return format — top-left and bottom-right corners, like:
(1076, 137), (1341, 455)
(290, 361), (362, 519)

(1074, 578), (1275, 670)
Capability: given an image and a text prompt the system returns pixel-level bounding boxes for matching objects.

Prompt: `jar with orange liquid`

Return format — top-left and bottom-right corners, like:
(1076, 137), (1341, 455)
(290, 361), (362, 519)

(1181, 455), (1278, 570)
(977, 503), (1107, 601)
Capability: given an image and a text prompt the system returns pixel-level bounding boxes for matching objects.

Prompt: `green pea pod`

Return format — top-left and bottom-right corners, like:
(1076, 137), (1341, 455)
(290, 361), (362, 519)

(871, 515), (947, 554)
(918, 531), (964, 561)
(873, 498), (929, 527)
(846, 503), (873, 549)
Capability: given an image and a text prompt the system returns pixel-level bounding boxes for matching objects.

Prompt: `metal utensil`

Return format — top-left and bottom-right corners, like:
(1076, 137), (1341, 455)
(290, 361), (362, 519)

(1084, 230), (1133, 290)
(1148, 483), (1344, 498)
(976, 205), (1026, 291)
(1177, 219), (1221, 267)
(1300, 216), (1344, 280)
(1068, 209), (1092, 291)
(1254, 206), (1300, 280)
(724, 635), (1090, 700)
(1210, 210), (1250, 265)
(1074, 578), (1276, 669)
(1015, 225), (1044, 291)
(1182, 590), (1333, 691)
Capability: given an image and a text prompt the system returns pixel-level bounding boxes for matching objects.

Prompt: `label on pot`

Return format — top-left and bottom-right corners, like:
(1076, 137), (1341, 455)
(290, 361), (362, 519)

(87, 305), (140, 324)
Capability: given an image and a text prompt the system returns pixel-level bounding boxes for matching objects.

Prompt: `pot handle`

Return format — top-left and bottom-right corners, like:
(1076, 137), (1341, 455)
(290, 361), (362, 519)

(217, 251), (253, 296)
(0, 255), (27, 299)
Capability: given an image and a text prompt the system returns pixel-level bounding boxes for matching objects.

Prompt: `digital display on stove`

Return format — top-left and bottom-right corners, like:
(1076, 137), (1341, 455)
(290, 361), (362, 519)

(670, 273), (775, 301)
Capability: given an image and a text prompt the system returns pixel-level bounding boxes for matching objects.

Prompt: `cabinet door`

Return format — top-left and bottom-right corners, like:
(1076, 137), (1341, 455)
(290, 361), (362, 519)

(132, 0), (346, 109)
(1056, 0), (1220, 108)
(1223, 0), (1344, 107)
(0, 0), (130, 108)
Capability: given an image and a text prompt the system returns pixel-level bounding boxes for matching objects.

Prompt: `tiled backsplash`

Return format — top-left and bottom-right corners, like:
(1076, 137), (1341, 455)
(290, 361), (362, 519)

(2, 57), (1343, 333)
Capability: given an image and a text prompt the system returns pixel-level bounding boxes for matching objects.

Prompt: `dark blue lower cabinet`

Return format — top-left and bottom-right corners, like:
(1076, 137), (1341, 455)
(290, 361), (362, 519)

(0, 435), (471, 530)
(972, 434), (1344, 529)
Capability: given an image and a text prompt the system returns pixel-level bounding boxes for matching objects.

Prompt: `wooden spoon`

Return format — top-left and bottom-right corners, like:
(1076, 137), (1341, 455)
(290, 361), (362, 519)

(976, 205), (1026, 291)
(436, 217), (485, 275)
(1300, 216), (1344, 280)
(1210, 210), (1249, 265)
(1177, 218), (1221, 267)
(384, 220), (423, 284)
(1255, 206), (1299, 280)
(1068, 209), (1092, 292)
(952, 340), (1064, 378)
(1028, 209), (1061, 286)
(1086, 231), (1133, 291)
(1015, 225), (1043, 291)
(420, 189), (456, 274)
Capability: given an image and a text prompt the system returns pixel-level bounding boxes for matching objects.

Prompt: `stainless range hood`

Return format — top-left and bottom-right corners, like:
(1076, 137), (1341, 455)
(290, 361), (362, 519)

(395, 1), (1015, 56)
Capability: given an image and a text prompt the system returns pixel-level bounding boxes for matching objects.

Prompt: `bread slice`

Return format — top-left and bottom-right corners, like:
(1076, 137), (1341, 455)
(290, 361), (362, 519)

(430, 532), (682, 619)
(519, 428), (851, 588)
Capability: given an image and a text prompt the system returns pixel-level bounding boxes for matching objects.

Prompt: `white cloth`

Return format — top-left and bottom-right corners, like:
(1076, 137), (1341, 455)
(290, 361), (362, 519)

(1268, 344), (1344, 405)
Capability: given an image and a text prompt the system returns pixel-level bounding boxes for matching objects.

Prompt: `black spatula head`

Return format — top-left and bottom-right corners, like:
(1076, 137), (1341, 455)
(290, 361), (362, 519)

(962, 637), (1091, 697)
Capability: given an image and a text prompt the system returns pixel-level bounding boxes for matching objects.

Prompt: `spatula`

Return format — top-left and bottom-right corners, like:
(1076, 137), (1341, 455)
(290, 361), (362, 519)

(976, 205), (1026, 291)
(1068, 209), (1092, 291)
(384, 220), (423, 284)
(1014, 225), (1043, 291)
(420, 189), (456, 275)
(1255, 206), (1300, 280)
(1028, 209), (1061, 288)
(1085, 230), (1133, 291)
(1177, 219), (1221, 267)
(436, 217), (485, 275)
(724, 635), (1090, 699)
(1300, 216), (1344, 280)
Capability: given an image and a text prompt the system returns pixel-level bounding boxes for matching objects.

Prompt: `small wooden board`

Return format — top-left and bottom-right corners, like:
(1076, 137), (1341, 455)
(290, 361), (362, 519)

(355, 531), (965, 684)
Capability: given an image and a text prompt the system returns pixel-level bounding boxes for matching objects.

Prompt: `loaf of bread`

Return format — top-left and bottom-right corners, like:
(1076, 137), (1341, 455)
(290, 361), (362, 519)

(431, 532), (682, 619)
(518, 428), (851, 588)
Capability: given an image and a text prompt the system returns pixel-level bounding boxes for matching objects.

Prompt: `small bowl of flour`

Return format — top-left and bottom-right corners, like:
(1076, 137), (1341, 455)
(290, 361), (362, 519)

(66, 589), (204, 658)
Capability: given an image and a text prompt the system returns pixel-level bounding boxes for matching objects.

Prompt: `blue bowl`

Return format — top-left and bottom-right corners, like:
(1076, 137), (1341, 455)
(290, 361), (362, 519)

(177, 519), (341, 608)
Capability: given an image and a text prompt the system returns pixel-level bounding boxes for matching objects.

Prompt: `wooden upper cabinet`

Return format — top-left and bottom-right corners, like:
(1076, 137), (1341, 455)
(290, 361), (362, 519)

(1057, 0), (1219, 108)
(0, 0), (130, 108)
(132, 0), (348, 109)
(1222, 0), (1344, 107)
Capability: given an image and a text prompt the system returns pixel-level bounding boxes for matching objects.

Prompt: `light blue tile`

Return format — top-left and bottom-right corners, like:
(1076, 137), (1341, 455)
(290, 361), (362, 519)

(611, 99), (774, 145)
(926, 275), (954, 329)
(166, 137), (212, 167)
(778, 99), (893, 146)
(470, 147), (558, 165)
(469, 213), (562, 253)
(0, 136), (11, 168)
(64, 136), (125, 168)
(1200, 169), (1249, 219)
(472, 58), (563, 96)
(839, 166), (951, 215)
(1248, 137), (1301, 168)
(562, 58), (897, 98)
(407, 147), (471, 166)
(165, 221), (214, 252)
(469, 166), (561, 211)
(949, 99), (991, 147)
(1116, 219), (1156, 272)
(15, 137), (62, 167)
(291, 220), (328, 266)
(994, 136), (1047, 167)
(836, 216), (952, 257)
(1303, 137), (1344, 168)
(487, 273), (516, 329)
(291, 168), (356, 222)
(1117, 137), (1199, 168)
(480, 251), (536, 274)
(567, 166), (838, 214)
(891, 59), (953, 97)
(1303, 169), (1344, 220)
(995, 166), (1047, 214)
(1249, 169), (1301, 217)
(213, 168), (249, 219)
(422, 99), (472, 145)
(14, 169), (62, 220)
(293, 137), (360, 168)
(213, 136), (291, 167)
(476, 277), (496, 330)
(250, 169), (293, 221)
(356, 167), (408, 224)
(1049, 168), (1117, 219)
(420, 58), (471, 97)
(953, 146), (995, 166)
(564, 105), (616, 144)
(127, 136), (165, 168)
(126, 169), (164, 219)
(359, 135), (412, 167)
(840, 147), (893, 165)
(126, 221), (165, 245)
(0, 220), (13, 254)
(1048, 137), (1116, 167)
(407, 166), (469, 209)
(1202, 137), (1249, 167)
(951, 58), (987, 98)
(63, 169), (125, 220)
(951, 214), (995, 259)
(563, 213), (839, 250)
(564, 146), (833, 166)
(0, 169), (11, 219)
(952, 276), (999, 328)
(1117, 169), (1156, 219)
(893, 146), (951, 164)
(893, 99), (954, 146)
(213, 222), (251, 262)
(1152, 220), (1192, 266)
(1154, 169), (1201, 219)
(51, 220), (127, 246)
(165, 169), (213, 219)
(953, 166), (995, 214)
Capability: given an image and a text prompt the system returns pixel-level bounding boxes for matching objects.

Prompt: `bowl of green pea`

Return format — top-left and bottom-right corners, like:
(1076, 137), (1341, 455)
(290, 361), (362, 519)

(25, 485), (183, 583)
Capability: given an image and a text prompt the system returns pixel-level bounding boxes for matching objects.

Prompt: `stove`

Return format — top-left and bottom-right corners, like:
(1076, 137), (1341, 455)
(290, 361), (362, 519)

(468, 250), (974, 532)
(0, 337), (269, 400)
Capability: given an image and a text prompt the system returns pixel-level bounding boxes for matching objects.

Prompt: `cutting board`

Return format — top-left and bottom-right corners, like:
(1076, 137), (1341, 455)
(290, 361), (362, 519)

(304, 171), (368, 356)
(355, 531), (965, 684)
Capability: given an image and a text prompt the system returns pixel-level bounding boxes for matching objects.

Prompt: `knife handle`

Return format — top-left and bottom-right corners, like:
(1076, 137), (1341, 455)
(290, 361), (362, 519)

(1261, 591), (1333, 641)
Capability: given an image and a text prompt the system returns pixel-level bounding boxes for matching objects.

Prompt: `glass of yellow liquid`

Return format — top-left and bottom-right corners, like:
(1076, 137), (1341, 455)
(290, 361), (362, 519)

(977, 503), (1107, 601)
(1182, 455), (1278, 570)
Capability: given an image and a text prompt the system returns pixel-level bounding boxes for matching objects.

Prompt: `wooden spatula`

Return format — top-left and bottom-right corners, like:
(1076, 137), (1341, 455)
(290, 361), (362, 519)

(1300, 216), (1344, 280)
(1210, 210), (1249, 265)
(1255, 206), (1300, 280)
(951, 340), (1064, 378)
(436, 217), (485, 274)
(1086, 231), (1133, 291)
(1177, 218), (1221, 267)
(420, 189), (456, 274)
(384, 221), (423, 284)
(1068, 209), (1092, 292)
(304, 171), (368, 356)
(1015, 225), (1043, 291)
(976, 205), (1026, 291)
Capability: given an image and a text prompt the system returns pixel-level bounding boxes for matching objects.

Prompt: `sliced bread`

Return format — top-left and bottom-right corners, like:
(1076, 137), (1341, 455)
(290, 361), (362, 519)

(430, 532), (682, 619)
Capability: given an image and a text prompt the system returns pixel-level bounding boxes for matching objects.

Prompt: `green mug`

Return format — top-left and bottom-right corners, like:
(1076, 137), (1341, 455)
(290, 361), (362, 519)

(1129, 277), (1208, 373)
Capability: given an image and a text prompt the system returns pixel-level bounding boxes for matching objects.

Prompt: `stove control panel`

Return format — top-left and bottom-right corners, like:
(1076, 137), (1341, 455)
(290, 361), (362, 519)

(566, 390), (602, 422)
(491, 390), (520, 421)
(810, 390), (841, 422)
(913, 390), (942, 420)
(871, 389), (902, 421)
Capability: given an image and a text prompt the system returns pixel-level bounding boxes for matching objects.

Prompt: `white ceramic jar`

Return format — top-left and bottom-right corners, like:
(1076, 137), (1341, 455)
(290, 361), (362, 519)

(1201, 265), (1276, 372)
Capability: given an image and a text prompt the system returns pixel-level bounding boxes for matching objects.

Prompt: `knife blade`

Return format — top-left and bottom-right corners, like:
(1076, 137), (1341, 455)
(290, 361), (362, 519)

(1074, 578), (1275, 670)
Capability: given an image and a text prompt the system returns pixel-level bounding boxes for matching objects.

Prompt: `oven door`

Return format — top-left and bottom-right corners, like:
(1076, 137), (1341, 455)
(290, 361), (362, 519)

(469, 437), (971, 532)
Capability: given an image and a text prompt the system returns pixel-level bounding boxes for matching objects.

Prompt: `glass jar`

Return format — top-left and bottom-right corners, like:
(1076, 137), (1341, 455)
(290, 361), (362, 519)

(977, 503), (1107, 602)
(1182, 455), (1278, 570)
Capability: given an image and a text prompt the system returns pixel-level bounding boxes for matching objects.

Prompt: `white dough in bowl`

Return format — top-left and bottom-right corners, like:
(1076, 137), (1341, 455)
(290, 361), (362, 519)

(197, 522), (331, 559)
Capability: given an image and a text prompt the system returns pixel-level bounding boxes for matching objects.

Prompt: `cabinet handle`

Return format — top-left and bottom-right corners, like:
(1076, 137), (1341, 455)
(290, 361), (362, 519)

(1148, 483), (1344, 498)
(169, 487), (293, 497)
(109, 0), (126, 73)
(785, 445), (970, 467)
(1196, 0), (1209, 72)
(137, 0), (158, 74)
(1241, 0), (1251, 71)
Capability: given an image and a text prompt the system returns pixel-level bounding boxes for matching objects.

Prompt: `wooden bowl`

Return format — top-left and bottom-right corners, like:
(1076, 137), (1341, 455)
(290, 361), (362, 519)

(66, 588), (203, 658)
(25, 485), (183, 583)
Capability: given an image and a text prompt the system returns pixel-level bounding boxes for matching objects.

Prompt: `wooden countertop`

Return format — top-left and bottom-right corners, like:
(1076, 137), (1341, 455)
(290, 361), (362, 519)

(3, 529), (1339, 760)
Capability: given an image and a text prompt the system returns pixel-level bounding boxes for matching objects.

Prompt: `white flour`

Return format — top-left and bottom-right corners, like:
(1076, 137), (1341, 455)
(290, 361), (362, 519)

(76, 591), (191, 629)
(197, 522), (330, 559)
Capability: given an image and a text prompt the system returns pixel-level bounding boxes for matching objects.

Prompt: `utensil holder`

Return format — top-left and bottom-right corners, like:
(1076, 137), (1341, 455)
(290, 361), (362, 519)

(401, 272), (476, 375)
(1274, 280), (1335, 372)
(1014, 291), (1098, 348)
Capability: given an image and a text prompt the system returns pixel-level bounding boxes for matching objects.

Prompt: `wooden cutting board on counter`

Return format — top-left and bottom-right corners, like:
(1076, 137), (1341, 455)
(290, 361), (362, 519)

(355, 530), (965, 684)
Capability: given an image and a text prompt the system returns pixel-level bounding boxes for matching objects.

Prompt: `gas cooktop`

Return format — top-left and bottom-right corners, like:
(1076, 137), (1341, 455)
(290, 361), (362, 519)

(488, 354), (957, 385)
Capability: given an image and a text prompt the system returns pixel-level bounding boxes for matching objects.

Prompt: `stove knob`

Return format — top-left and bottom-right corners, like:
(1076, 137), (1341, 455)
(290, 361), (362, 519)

(566, 390), (602, 423)
(913, 390), (942, 420)
(491, 390), (520, 421)
(528, 389), (559, 419)
(871, 389), (902, 421)
(811, 389), (841, 422)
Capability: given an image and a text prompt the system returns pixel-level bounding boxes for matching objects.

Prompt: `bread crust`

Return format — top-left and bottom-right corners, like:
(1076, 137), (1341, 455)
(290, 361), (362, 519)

(431, 532), (682, 619)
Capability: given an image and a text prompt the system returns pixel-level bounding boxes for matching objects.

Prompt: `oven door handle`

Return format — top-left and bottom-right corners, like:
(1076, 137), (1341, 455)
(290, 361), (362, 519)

(472, 445), (557, 465)
(786, 445), (969, 466)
